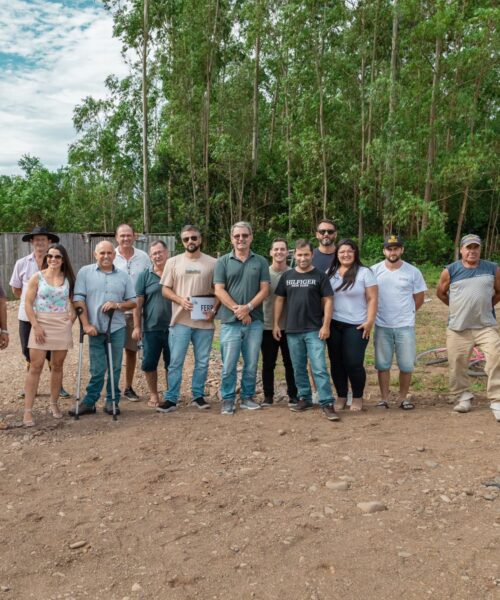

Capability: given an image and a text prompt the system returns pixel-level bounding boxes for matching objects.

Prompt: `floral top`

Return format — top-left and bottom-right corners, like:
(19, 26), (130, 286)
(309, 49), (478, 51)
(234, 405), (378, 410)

(34, 273), (70, 313)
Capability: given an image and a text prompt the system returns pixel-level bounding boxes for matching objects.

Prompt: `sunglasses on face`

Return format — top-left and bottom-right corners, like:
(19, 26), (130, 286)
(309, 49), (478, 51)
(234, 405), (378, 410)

(182, 236), (199, 243)
(47, 254), (63, 260)
(233, 233), (250, 239)
(318, 229), (336, 235)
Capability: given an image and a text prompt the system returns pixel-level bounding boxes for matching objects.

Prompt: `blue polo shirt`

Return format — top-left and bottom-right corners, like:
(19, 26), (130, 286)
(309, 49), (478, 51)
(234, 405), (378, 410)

(74, 264), (136, 334)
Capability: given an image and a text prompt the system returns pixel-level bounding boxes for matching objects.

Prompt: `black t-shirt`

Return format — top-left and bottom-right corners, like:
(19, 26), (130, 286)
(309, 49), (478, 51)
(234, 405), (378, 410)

(275, 268), (333, 333)
(312, 248), (335, 273)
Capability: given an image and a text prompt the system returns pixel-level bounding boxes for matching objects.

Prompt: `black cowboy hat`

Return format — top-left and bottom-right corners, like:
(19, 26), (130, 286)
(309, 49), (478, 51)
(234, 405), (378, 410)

(22, 227), (60, 243)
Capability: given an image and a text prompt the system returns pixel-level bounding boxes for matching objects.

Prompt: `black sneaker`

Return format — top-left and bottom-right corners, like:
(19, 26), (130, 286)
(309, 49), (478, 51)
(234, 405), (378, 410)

(322, 404), (340, 421)
(262, 397), (274, 407)
(287, 396), (298, 408)
(104, 403), (121, 415)
(156, 401), (177, 413)
(193, 397), (210, 410)
(68, 403), (96, 417)
(290, 398), (313, 412)
(123, 387), (140, 401)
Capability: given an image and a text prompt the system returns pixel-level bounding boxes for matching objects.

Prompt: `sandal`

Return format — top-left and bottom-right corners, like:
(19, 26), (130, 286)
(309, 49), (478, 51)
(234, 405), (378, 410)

(350, 397), (364, 412)
(23, 409), (35, 427)
(147, 399), (160, 408)
(376, 400), (389, 409)
(399, 399), (415, 410)
(49, 401), (63, 419)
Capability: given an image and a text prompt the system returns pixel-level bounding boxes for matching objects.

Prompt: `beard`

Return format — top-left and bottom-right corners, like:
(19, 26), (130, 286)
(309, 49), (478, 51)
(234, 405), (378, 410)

(386, 254), (401, 263)
(186, 243), (201, 254)
(320, 238), (333, 247)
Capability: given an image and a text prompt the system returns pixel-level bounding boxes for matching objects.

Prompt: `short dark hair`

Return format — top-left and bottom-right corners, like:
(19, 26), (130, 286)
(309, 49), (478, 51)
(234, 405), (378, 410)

(149, 239), (167, 250)
(316, 219), (336, 232)
(294, 239), (314, 253)
(181, 224), (202, 236)
(270, 237), (288, 250)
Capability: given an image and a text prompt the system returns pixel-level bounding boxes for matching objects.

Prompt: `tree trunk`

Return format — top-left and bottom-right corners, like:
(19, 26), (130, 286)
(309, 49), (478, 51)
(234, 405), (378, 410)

(315, 43), (327, 218)
(142, 0), (150, 233)
(453, 185), (469, 261)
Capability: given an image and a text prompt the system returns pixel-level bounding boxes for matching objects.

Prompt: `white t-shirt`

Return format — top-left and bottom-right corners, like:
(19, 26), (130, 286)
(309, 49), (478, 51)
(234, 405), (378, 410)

(371, 260), (427, 328)
(330, 266), (377, 325)
(114, 247), (152, 285)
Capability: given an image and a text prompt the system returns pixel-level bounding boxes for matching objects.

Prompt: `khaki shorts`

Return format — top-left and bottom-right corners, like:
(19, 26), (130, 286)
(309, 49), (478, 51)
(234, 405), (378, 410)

(124, 313), (138, 352)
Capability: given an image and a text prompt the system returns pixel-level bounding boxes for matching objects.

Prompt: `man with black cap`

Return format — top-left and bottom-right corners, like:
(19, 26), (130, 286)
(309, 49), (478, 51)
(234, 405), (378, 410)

(372, 234), (427, 410)
(437, 234), (500, 422)
(9, 227), (70, 398)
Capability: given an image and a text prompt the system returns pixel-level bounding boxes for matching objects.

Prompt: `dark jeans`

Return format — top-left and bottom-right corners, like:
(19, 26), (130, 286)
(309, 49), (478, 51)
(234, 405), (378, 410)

(261, 330), (297, 399)
(326, 319), (369, 398)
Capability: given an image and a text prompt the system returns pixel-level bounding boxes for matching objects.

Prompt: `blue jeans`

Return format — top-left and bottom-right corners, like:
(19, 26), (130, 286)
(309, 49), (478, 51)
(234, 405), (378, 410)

(83, 327), (126, 406)
(374, 325), (416, 373)
(142, 329), (170, 373)
(165, 324), (214, 402)
(220, 320), (264, 403)
(287, 331), (334, 406)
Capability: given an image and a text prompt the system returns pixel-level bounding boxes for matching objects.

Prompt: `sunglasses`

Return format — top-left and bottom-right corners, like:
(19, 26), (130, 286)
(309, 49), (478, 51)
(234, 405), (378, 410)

(233, 233), (250, 239)
(318, 229), (336, 235)
(47, 254), (63, 260)
(182, 236), (199, 242)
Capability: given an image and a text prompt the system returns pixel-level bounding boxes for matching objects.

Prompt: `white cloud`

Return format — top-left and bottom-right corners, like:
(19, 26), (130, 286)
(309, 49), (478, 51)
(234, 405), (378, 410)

(0, 0), (130, 175)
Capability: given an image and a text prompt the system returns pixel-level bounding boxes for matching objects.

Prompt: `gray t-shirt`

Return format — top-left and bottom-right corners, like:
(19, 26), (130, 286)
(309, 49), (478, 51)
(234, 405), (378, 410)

(263, 266), (289, 330)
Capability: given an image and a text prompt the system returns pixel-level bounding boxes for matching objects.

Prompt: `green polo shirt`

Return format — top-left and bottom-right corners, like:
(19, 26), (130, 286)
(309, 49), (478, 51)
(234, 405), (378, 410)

(135, 268), (172, 331)
(214, 251), (270, 324)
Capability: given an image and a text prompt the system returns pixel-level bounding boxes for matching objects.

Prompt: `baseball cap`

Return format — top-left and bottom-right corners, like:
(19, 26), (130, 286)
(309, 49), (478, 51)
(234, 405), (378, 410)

(383, 234), (403, 248)
(460, 234), (481, 247)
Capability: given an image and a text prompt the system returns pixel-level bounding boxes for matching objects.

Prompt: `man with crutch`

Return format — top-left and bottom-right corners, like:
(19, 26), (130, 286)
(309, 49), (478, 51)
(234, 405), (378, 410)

(69, 241), (136, 418)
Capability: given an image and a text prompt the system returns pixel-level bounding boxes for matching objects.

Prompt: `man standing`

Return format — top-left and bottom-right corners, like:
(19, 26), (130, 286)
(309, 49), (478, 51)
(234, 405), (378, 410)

(114, 224), (151, 401)
(0, 282), (8, 351)
(9, 226), (70, 398)
(132, 240), (172, 409)
(437, 234), (500, 422)
(312, 219), (337, 272)
(273, 239), (339, 421)
(214, 221), (270, 415)
(159, 225), (219, 412)
(69, 241), (136, 416)
(261, 238), (297, 407)
(372, 235), (427, 410)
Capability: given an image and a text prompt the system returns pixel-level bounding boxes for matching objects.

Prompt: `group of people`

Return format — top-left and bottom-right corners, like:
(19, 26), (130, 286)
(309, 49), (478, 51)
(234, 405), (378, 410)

(1, 219), (499, 427)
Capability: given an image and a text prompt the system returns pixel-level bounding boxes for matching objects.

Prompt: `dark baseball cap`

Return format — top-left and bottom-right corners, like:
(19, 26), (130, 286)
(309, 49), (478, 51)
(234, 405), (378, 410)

(383, 234), (403, 248)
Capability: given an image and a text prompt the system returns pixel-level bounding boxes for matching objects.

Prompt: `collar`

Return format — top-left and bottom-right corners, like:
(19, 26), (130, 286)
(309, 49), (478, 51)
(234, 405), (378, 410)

(115, 246), (136, 260)
(230, 250), (255, 261)
(94, 264), (117, 273)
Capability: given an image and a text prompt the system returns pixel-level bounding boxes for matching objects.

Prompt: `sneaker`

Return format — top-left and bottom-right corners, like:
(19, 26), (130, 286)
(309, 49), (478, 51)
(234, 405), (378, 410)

(156, 401), (177, 413)
(68, 403), (96, 417)
(288, 396), (298, 408)
(491, 402), (500, 422)
(262, 397), (274, 407)
(322, 404), (340, 421)
(240, 398), (262, 410)
(453, 392), (473, 413)
(312, 391), (320, 405)
(221, 401), (235, 415)
(59, 387), (71, 399)
(103, 403), (121, 415)
(290, 398), (313, 412)
(193, 397), (210, 410)
(123, 387), (140, 401)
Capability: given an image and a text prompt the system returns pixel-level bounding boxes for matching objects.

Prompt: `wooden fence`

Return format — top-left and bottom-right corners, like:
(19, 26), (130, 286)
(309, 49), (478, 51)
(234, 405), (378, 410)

(0, 232), (176, 297)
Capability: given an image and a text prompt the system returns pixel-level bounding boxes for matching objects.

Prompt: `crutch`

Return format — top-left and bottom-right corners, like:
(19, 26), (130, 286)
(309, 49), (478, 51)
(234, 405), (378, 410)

(73, 307), (85, 420)
(105, 309), (118, 421)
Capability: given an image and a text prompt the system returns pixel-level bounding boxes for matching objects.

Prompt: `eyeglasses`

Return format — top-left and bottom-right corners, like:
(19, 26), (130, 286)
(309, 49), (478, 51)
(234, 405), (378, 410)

(233, 233), (250, 239)
(318, 229), (336, 235)
(47, 254), (63, 260)
(182, 236), (199, 243)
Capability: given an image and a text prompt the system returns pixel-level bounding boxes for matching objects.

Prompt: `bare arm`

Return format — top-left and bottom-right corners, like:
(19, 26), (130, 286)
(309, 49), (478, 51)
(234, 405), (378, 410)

(10, 287), (21, 299)
(436, 269), (450, 305)
(232, 281), (270, 321)
(0, 297), (8, 349)
(357, 285), (378, 339)
(319, 296), (333, 340)
(493, 267), (500, 307)
(25, 274), (45, 344)
(273, 296), (285, 340)
(73, 300), (97, 336)
(413, 291), (425, 311)
(132, 296), (144, 341)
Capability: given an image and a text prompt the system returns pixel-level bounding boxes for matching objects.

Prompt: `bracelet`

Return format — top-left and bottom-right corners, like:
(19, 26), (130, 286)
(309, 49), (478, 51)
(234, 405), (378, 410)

(247, 302), (254, 312)
(0, 330), (8, 335)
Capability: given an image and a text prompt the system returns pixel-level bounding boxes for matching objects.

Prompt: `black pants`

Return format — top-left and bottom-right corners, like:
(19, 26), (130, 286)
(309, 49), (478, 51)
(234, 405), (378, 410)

(19, 320), (51, 363)
(326, 319), (368, 398)
(261, 330), (297, 399)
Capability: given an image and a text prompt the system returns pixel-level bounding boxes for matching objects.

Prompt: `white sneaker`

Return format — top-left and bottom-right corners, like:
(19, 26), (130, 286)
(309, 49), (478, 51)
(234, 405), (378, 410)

(453, 392), (473, 413)
(491, 402), (500, 422)
(312, 391), (319, 405)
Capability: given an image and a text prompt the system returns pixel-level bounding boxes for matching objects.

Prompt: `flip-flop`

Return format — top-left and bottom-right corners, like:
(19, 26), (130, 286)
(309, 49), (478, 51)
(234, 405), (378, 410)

(147, 400), (160, 408)
(376, 401), (389, 409)
(399, 399), (415, 410)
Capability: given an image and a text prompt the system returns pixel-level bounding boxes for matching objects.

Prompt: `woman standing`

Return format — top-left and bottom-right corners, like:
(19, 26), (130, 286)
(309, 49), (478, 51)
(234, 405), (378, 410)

(327, 239), (378, 412)
(23, 244), (76, 426)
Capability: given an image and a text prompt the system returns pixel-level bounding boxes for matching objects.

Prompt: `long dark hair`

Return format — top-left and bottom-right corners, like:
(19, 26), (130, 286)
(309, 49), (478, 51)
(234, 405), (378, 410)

(327, 238), (365, 291)
(42, 243), (76, 298)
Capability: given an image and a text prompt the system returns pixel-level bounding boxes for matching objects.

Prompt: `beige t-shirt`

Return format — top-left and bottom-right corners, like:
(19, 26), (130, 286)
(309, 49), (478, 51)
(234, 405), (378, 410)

(161, 253), (217, 328)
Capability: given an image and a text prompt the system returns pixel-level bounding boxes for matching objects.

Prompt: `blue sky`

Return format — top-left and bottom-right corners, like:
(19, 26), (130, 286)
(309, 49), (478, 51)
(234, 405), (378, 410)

(0, 0), (129, 175)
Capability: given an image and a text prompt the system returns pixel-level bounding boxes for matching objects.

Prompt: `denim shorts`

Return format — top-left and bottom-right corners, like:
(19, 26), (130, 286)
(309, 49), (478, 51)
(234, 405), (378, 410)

(374, 325), (416, 372)
(142, 329), (170, 372)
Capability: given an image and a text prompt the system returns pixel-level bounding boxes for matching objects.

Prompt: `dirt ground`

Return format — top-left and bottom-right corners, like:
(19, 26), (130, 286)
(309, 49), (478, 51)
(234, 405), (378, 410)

(0, 296), (499, 600)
